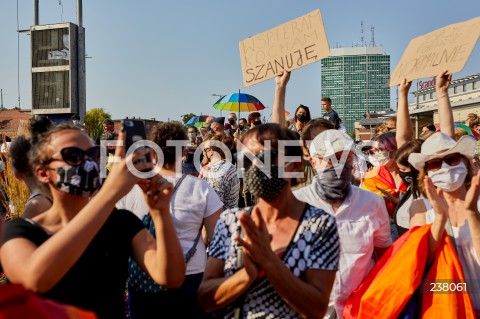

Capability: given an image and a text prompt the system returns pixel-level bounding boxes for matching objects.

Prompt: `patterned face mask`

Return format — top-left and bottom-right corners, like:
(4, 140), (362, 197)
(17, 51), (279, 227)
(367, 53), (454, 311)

(53, 159), (101, 197)
(243, 165), (287, 202)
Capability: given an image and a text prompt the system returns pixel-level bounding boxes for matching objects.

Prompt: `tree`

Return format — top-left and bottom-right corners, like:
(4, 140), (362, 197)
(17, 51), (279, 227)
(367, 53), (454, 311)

(84, 108), (112, 141)
(181, 113), (196, 125)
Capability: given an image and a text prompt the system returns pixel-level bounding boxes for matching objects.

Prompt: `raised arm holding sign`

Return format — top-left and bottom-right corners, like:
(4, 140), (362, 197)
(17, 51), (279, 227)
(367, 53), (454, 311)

(389, 16), (480, 86)
(239, 9), (330, 87)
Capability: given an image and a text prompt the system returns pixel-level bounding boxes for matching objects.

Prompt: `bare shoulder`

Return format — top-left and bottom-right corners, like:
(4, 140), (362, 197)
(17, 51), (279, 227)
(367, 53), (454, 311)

(409, 198), (427, 215)
(409, 198), (428, 227)
(23, 196), (52, 219)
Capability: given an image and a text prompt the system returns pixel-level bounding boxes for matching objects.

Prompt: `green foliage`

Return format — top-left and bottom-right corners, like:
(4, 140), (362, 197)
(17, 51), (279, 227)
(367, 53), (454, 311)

(181, 113), (196, 124)
(84, 108), (112, 141)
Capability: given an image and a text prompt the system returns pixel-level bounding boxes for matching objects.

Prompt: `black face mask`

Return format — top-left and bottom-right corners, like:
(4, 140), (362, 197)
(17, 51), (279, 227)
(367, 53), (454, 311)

(399, 171), (414, 186)
(253, 120), (262, 126)
(239, 125), (245, 130)
(244, 166), (287, 202)
(296, 114), (308, 123)
(228, 119), (235, 125)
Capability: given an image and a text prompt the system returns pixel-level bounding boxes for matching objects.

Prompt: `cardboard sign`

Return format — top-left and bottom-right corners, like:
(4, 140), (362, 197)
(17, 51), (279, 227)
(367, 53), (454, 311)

(389, 16), (480, 86)
(239, 9), (330, 87)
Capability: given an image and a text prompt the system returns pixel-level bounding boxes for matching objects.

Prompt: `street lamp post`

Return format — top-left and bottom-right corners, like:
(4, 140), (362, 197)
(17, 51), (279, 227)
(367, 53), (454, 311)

(0, 89), (6, 110)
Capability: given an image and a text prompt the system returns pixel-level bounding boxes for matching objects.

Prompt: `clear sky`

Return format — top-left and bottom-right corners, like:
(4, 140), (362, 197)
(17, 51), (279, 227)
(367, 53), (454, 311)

(1, 0), (479, 122)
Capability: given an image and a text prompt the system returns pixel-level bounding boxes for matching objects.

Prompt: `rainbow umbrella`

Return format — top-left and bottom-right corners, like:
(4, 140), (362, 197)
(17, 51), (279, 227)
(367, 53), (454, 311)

(185, 114), (211, 128)
(212, 90), (265, 120)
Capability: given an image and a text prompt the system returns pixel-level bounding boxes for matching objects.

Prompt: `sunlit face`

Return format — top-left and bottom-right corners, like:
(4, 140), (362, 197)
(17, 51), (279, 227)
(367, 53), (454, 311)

(42, 129), (95, 193)
(211, 122), (224, 134)
(365, 141), (390, 158)
(385, 120), (396, 132)
(296, 108), (307, 119)
(228, 114), (237, 123)
(206, 117), (214, 127)
(251, 117), (261, 127)
(103, 123), (114, 133)
(321, 101), (330, 111)
(297, 108), (306, 116)
(312, 151), (353, 170)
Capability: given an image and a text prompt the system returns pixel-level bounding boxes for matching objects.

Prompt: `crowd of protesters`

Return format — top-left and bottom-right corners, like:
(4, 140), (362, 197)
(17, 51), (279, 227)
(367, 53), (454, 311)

(0, 69), (478, 319)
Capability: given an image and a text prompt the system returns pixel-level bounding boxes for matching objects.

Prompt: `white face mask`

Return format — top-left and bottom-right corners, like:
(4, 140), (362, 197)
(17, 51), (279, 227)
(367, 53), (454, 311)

(368, 151), (390, 167)
(427, 161), (467, 192)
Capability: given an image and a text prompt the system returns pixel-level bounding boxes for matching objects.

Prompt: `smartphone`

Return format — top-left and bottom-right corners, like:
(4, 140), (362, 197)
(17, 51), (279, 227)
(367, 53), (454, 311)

(121, 119), (151, 164)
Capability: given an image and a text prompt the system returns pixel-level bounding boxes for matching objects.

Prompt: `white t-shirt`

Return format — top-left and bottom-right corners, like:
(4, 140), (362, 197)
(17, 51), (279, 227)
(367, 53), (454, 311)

(116, 175), (223, 275)
(294, 183), (391, 319)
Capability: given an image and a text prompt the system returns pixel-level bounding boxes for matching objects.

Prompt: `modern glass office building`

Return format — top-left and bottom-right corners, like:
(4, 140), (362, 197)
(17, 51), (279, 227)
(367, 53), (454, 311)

(321, 47), (390, 133)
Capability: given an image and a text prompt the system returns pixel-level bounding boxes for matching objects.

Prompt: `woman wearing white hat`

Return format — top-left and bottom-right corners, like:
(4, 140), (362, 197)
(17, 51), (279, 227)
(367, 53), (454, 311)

(408, 131), (480, 313)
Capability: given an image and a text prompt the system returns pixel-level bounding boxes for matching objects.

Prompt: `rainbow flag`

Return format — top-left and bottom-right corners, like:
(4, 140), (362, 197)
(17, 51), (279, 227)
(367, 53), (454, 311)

(343, 225), (475, 319)
(360, 165), (407, 217)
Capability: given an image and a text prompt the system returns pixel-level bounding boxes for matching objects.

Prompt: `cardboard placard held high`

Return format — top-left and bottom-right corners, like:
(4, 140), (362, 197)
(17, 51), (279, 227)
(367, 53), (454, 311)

(239, 9), (330, 87)
(389, 16), (480, 86)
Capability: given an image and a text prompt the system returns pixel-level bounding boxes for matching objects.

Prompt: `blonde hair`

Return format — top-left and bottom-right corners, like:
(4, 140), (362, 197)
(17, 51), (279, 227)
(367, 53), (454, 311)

(454, 127), (468, 141)
(374, 123), (389, 135)
(385, 116), (397, 128)
(467, 113), (479, 129)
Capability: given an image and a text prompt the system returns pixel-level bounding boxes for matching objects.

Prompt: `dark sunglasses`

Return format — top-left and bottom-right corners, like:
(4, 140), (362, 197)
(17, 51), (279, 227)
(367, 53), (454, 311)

(424, 153), (462, 172)
(45, 146), (101, 166)
(237, 150), (278, 170)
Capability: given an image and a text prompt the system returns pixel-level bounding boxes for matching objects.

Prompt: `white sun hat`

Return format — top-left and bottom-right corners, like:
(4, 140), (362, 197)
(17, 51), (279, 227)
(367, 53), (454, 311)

(408, 132), (476, 171)
(309, 129), (354, 158)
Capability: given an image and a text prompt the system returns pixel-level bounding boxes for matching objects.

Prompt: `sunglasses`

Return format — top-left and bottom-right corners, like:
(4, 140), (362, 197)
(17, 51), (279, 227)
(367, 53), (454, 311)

(45, 146), (101, 166)
(238, 150), (278, 170)
(364, 148), (385, 156)
(424, 153), (462, 172)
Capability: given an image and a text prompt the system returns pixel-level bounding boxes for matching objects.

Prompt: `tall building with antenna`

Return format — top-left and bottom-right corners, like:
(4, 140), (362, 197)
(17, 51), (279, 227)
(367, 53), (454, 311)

(321, 24), (390, 133)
